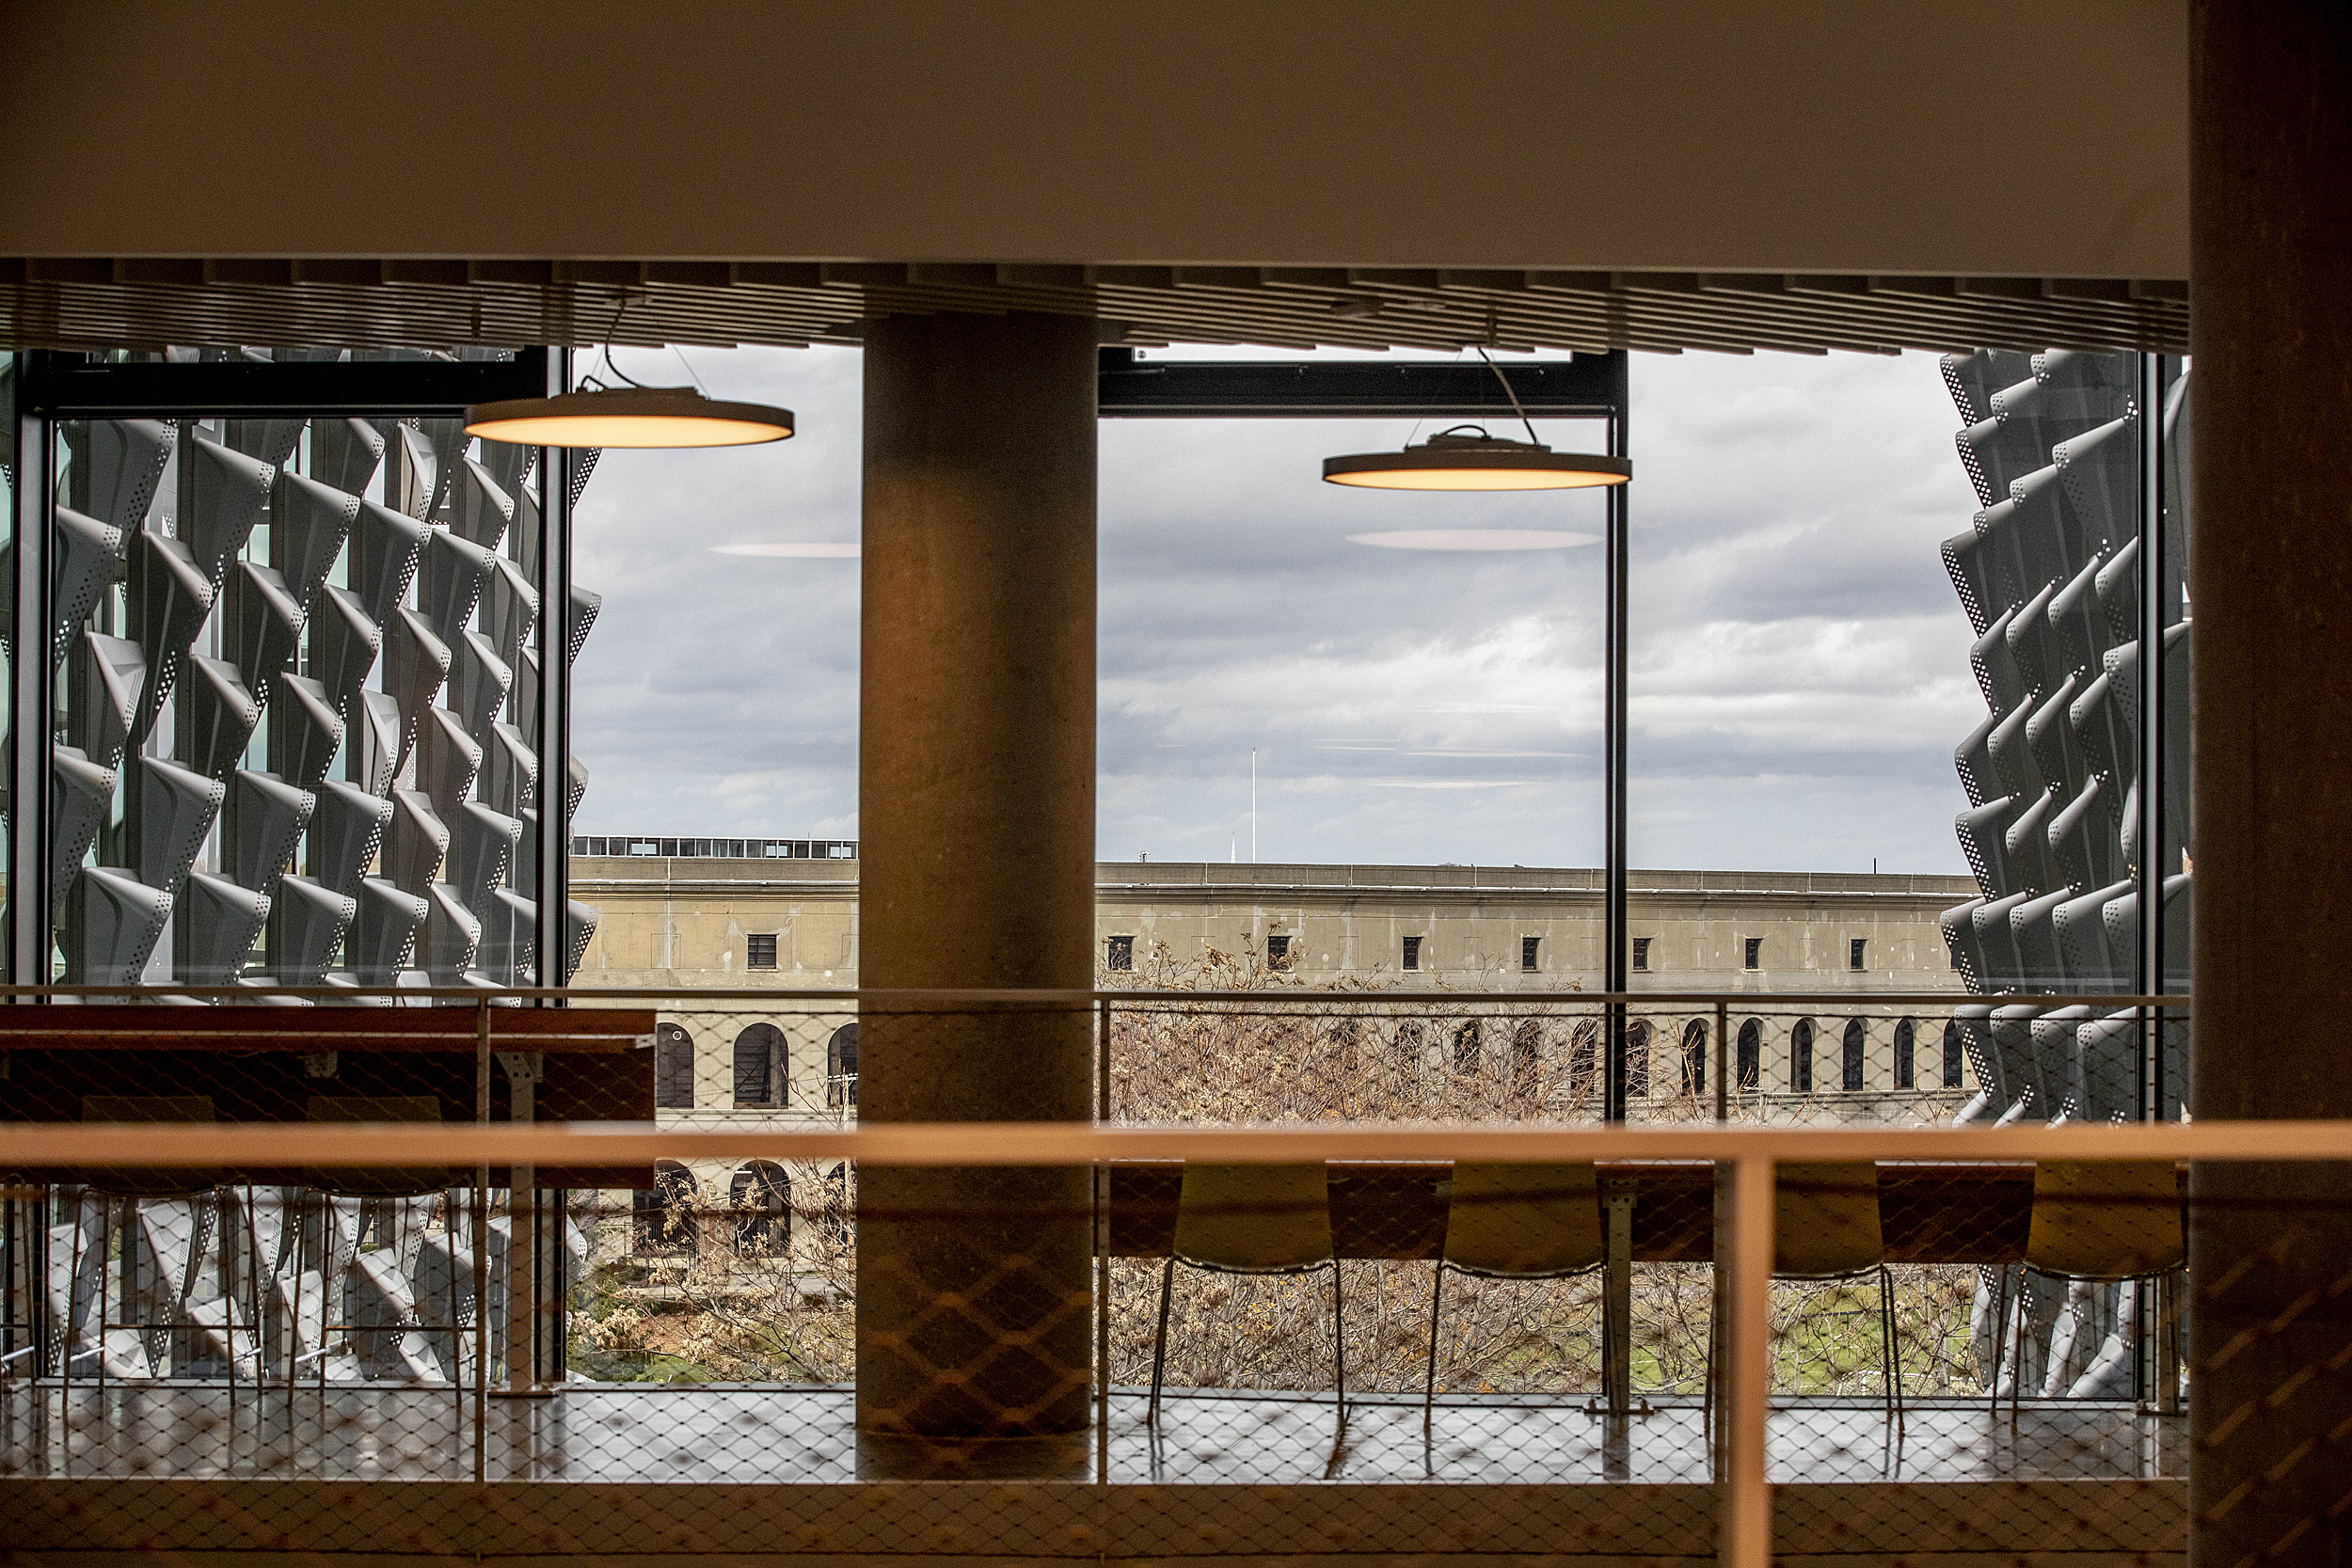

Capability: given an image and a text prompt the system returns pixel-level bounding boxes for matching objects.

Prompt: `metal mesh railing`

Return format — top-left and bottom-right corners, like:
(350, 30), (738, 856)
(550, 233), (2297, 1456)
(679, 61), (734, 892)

(0, 984), (2312, 1568)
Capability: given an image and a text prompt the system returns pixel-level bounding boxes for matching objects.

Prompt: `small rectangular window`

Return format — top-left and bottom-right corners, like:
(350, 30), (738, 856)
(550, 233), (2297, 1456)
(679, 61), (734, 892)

(1105, 935), (1134, 972)
(746, 934), (779, 969)
(1742, 937), (1763, 971)
(1630, 937), (1651, 972)
(1521, 936), (1540, 972)
(1265, 934), (1291, 968)
(1402, 935), (1422, 971)
(1849, 938), (1867, 971)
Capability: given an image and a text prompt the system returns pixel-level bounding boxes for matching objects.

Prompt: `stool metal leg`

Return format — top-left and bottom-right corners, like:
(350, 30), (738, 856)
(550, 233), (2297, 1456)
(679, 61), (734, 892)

(1147, 1257), (1175, 1426)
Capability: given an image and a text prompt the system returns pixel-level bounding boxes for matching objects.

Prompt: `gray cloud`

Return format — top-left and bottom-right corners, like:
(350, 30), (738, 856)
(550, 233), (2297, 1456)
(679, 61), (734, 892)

(570, 342), (1982, 875)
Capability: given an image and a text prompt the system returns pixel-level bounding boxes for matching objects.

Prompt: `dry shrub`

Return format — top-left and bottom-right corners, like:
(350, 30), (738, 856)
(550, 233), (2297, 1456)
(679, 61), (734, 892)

(577, 957), (1983, 1399)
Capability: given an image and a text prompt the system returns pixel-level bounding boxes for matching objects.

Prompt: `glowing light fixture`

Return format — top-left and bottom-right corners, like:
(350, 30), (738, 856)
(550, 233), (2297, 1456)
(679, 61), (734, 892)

(1324, 427), (1629, 490)
(1325, 346), (1629, 491)
(466, 385), (794, 449)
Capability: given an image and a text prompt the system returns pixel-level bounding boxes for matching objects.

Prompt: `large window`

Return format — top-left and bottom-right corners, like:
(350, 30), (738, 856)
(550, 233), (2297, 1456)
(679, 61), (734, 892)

(10, 349), (589, 990)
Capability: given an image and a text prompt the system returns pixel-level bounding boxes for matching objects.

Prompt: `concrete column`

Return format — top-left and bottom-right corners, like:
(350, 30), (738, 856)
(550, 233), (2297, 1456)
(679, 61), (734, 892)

(855, 311), (1097, 1468)
(2189, 7), (2352, 1563)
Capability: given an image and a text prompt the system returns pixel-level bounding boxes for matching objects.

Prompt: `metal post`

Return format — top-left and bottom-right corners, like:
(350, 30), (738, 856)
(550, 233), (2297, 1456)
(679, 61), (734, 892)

(1096, 995), (1112, 1482)
(472, 999), (490, 1481)
(1601, 1179), (1636, 1417)
(2137, 350), (2167, 1123)
(1602, 353), (1630, 1125)
(1721, 1155), (1773, 1568)
(496, 1051), (544, 1398)
(2134, 351), (2167, 1411)
(11, 368), (52, 988)
(1714, 1000), (1729, 1122)
(535, 351), (573, 991)
(1600, 356), (1633, 1418)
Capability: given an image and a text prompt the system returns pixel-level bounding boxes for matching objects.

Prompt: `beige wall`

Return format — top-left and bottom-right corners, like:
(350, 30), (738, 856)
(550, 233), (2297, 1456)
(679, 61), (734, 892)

(574, 856), (1973, 994)
(573, 858), (861, 988)
(5, 2), (2185, 278)
(596, 855), (1983, 1227)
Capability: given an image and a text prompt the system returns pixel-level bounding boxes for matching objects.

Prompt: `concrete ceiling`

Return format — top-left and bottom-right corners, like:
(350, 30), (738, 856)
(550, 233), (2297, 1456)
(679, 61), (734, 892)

(1, 1), (2187, 353)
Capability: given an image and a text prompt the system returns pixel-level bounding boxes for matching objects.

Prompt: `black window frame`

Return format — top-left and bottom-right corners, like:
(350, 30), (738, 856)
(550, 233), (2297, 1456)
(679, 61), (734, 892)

(827, 1022), (860, 1108)
(1742, 937), (1763, 971)
(1105, 934), (1135, 972)
(654, 1022), (695, 1109)
(1521, 935), (1541, 972)
(1630, 936), (1651, 972)
(1849, 937), (1868, 971)
(1402, 935), (1422, 971)
(732, 1022), (786, 1107)
(746, 933), (780, 970)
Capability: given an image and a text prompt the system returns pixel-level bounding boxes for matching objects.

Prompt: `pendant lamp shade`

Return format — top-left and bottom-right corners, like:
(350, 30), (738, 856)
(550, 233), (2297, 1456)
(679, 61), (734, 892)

(465, 386), (794, 449)
(1323, 427), (1629, 491)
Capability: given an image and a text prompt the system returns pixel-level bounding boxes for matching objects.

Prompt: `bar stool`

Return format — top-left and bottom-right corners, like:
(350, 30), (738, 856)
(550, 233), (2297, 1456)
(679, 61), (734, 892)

(1991, 1161), (2183, 1417)
(1709, 1163), (1903, 1429)
(72, 1097), (230, 1390)
(1149, 1164), (1343, 1425)
(298, 1096), (461, 1402)
(1424, 1163), (1605, 1423)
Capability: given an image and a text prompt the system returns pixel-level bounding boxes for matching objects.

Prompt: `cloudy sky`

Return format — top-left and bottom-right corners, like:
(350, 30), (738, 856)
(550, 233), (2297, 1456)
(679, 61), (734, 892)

(570, 341), (1983, 876)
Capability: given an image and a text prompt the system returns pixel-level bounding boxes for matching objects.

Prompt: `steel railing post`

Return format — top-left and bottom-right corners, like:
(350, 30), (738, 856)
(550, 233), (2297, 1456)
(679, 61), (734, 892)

(1722, 1154), (1773, 1568)
(472, 997), (490, 1482)
(1096, 994), (1112, 1483)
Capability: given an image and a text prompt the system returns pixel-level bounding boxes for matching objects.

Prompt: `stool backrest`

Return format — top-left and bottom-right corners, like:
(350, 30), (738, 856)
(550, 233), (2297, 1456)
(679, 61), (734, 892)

(2026, 1161), (2184, 1279)
(1173, 1164), (1333, 1271)
(1443, 1163), (1604, 1277)
(1772, 1162), (1884, 1277)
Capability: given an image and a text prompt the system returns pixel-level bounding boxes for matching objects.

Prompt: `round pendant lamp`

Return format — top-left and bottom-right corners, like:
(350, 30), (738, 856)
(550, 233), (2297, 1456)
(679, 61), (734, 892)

(1323, 426), (1629, 490)
(465, 385), (794, 449)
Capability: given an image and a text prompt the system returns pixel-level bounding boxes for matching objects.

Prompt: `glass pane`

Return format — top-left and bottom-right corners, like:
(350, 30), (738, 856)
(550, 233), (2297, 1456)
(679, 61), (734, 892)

(1625, 353), (1985, 1129)
(0, 353), (13, 975)
(43, 404), (586, 990)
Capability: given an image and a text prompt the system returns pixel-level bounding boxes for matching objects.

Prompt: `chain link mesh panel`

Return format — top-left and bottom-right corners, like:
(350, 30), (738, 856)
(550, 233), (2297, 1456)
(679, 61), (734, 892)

(0, 987), (2217, 1562)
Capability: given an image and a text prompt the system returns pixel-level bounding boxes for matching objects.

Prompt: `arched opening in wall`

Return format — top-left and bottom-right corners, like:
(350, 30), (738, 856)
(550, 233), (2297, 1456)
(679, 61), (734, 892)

(1510, 1020), (1542, 1103)
(1790, 1018), (1816, 1094)
(1680, 1019), (1708, 1097)
(1452, 1020), (1482, 1074)
(1625, 1021), (1652, 1097)
(1841, 1018), (1867, 1091)
(654, 1022), (695, 1109)
(1568, 1019), (1601, 1103)
(1331, 1015), (1362, 1077)
(1894, 1017), (1916, 1088)
(1736, 1019), (1761, 1090)
(1393, 1018), (1426, 1073)
(633, 1162), (699, 1257)
(820, 1163), (853, 1248)
(730, 1161), (790, 1257)
(826, 1022), (859, 1107)
(1942, 1020), (1965, 1088)
(733, 1023), (786, 1108)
